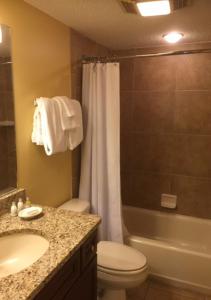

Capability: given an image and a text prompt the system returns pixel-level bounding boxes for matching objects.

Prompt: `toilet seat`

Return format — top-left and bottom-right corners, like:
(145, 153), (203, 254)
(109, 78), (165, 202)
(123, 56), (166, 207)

(98, 264), (148, 276)
(97, 241), (147, 273)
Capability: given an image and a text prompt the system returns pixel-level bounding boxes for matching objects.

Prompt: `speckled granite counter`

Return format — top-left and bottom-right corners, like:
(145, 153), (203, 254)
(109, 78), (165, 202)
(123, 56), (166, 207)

(0, 207), (100, 300)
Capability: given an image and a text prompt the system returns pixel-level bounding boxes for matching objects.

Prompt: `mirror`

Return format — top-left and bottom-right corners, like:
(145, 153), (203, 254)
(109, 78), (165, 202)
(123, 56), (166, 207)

(0, 24), (17, 194)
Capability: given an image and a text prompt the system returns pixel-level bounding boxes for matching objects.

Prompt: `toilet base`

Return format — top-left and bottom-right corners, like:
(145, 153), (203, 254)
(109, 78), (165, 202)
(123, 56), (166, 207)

(98, 288), (126, 300)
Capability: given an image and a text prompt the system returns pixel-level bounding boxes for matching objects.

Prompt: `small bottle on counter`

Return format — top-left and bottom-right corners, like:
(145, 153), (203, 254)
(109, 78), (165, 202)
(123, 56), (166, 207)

(25, 196), (31, 208)
(17, 198), (24, 212)
(10, 201), (18, 216)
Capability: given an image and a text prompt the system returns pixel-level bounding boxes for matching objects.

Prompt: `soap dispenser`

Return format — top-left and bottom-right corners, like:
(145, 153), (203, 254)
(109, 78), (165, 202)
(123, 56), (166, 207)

(25, 196), (31, 208)
(10, 201), (18, 216)
(17, 198), (24, 212)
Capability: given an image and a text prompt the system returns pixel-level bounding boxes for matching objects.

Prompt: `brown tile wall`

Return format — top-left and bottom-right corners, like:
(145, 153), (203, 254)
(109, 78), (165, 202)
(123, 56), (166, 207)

(70, 29), (110, 197)
(0, 58), (16, 191)
(120, 46), (211, 219)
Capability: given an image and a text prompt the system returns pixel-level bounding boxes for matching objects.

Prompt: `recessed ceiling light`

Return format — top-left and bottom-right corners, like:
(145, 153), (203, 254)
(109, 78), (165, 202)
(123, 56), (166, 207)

(136, 0), (171, 17)
(163, 32), (184, 43)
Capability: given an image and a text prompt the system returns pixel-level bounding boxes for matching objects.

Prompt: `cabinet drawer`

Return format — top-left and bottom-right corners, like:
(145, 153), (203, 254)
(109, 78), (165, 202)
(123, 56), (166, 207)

(81, 231), (97, 270)
(34, 251), (80, 300)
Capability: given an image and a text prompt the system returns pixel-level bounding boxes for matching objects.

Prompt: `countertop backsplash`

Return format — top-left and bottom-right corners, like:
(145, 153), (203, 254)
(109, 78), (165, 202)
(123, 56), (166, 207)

(0, 188), (26, 213)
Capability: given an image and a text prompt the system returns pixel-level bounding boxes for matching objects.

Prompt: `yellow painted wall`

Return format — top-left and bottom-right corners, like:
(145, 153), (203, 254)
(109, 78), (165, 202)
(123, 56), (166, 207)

(0, 0), (72, 206)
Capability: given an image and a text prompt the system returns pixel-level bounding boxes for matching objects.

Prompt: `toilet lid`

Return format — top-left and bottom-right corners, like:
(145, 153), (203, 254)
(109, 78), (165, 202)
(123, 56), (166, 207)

(97, 241), (147, 272)
(58, 198), (90, 213)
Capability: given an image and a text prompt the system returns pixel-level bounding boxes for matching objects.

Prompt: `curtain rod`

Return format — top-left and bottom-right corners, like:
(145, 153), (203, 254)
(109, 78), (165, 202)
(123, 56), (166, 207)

(82, 48), (211, 63)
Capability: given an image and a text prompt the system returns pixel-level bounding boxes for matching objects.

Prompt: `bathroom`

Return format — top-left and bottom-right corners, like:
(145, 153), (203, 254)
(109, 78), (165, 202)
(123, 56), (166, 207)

(0, 0), (211, 299)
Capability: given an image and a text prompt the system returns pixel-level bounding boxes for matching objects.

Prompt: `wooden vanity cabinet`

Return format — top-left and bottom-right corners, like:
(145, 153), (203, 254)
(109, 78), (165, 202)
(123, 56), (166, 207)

(34, 231), (97, 300)
(64, 256), (97, 300)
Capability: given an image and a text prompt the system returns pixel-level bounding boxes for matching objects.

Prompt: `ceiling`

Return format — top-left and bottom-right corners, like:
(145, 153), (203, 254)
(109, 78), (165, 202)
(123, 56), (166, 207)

(24, 0), (211, 50)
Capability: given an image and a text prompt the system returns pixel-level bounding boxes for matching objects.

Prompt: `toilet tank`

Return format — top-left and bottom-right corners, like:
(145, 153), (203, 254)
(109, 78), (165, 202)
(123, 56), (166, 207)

(58, 198), (90, 214)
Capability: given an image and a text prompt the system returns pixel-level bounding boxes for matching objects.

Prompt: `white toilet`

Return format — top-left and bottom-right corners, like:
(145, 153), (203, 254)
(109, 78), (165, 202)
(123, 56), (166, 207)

(59, 198), (149, 300)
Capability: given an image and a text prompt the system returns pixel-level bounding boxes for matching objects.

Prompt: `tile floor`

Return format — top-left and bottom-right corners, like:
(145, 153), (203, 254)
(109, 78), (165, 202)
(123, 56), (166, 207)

(127, 279), (211, 300)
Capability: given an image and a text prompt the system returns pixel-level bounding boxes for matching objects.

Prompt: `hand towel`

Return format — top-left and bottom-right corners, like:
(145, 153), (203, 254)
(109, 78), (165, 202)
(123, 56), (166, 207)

(67, 100), (83, 150)
(32, 106), (43, 146)
(53, 96), (77, 130)
(52, 97), (83, 150)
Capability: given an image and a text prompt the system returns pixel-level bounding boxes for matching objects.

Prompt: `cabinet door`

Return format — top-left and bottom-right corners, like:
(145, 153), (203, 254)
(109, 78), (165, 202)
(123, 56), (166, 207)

(65, 256), (97, 300)
(34, 251), (80, 300)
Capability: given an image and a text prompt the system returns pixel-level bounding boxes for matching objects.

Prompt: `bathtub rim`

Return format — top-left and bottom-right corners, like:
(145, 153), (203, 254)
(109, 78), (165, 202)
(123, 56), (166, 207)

(128, 234), (211, 259)
(123, 205), (211, 226)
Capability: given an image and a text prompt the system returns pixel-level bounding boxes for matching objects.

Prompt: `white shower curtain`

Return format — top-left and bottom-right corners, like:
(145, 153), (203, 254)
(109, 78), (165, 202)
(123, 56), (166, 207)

(79, 62), (123, 243)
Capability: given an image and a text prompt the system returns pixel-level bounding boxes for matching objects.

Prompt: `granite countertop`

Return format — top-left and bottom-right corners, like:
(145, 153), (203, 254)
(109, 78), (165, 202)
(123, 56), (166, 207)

(0, 207), (100, 300)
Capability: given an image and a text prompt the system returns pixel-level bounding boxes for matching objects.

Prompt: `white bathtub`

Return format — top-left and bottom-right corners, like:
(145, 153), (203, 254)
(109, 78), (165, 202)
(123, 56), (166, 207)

(123, 205), (211, 294)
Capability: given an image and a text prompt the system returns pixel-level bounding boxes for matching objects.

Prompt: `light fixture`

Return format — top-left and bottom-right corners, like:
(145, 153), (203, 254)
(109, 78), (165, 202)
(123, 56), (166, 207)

(136, 0), (171, 17)
(0, 25), (2, 43)
(163, 32), (184, 43)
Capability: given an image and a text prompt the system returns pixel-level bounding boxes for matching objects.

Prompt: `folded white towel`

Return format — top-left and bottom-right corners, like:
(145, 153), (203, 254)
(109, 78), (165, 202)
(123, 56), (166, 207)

(67, 100), (83, 150)
(32, 97), (68, 155)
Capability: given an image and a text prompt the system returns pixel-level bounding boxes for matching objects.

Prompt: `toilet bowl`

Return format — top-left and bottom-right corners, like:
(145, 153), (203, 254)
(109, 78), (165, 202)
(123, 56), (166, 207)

(58, 198), (149, 299)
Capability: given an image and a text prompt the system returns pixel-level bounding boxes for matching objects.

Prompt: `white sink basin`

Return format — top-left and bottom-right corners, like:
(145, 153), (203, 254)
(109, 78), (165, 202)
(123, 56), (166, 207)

(0, 232), (49, 278)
